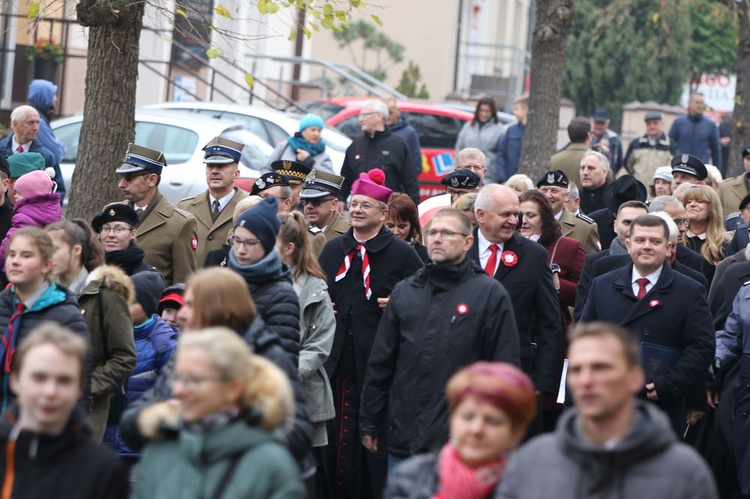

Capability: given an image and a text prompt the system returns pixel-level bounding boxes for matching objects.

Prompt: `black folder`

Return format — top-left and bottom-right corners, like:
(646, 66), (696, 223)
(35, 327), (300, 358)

(640, 342), (681, 383)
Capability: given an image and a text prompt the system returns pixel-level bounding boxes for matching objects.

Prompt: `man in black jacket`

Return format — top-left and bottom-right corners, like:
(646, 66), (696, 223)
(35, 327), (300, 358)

(359, 208), (520, 467)
(339, 100), (420, 205)
(320, 170), (423, 499)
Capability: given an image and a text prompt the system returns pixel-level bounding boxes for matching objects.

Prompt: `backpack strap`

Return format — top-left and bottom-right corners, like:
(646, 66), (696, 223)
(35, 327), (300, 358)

(211, 452), (244, 499)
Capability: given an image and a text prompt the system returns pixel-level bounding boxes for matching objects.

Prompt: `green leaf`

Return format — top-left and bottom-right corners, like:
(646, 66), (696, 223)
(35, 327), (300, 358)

(371, 14), (382, 26)
(267, 1), (279, 14)
(206, 48), (219, 59)
(245, 74), (255, 86)
(303, 26), (312, 39)
(289, 27), (297, 41)
(258, 0), (268, 15)
(175, 8), (188, 19)
(27, 2), (40, 18)
(215, 4), (231, 18)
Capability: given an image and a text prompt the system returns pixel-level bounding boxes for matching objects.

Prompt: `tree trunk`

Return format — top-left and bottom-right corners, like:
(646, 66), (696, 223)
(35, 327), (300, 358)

(727, 2), (750, 178)
(67, 0), (145, 220)
(518, 0), (575, 183)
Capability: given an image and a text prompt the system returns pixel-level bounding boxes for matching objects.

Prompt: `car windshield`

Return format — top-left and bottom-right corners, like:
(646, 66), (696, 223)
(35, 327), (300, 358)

(304, 102), (344, 121)
(134, 122), (199, 164)
(221, 129), (272, 172)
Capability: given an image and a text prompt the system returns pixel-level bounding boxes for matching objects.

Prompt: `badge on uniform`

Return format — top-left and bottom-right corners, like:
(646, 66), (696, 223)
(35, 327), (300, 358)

(255, 178), (266, 190)
(191, 237), (197, 251)
(681, 154), (689, 164)
(109, 209), (116, 216)
(546, 173), (555, 184)
(450, 177), (460, 187)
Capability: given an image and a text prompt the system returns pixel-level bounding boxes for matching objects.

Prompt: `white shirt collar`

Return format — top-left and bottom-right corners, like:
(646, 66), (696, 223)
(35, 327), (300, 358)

(477, 227), (504, 255)
(209, 189), (235, 213)
(631, 265), (663, 288)
(11, 136), (29, 152)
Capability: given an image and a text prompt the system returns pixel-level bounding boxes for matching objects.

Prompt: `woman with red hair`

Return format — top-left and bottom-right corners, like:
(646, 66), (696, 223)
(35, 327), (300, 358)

(385, 362), (536, 498)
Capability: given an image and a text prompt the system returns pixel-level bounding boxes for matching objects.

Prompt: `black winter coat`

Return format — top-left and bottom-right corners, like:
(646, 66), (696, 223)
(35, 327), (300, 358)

(360, 258), (520, 456)
(0, 406), (129, 499)
(339, 128), (420, 205)
(119, 316), (313, 464)
(319, 226), (423, 390)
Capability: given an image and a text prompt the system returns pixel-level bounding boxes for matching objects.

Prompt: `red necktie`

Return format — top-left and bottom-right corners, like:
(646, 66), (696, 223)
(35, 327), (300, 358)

(335, 244), (372, 300)
(15, 146), (22, 153)
(636, 277), (649, 299)
(484, 244), (499, 275)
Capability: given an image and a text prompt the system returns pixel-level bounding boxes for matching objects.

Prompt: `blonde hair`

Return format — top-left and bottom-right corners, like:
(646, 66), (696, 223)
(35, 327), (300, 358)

(14, 323), (88, 390)
(683, 184), (726, 263)
(233, 195), (263, 223)
(177, 327), (294, 430)
(505, 174), (534, 194)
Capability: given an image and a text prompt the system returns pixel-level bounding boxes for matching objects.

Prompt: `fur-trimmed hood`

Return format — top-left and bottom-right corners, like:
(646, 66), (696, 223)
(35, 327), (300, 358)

(79, 265), (136, 304)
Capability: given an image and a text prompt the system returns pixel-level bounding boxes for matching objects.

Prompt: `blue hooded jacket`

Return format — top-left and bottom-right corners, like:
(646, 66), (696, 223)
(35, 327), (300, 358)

(28, 79), (66, 162)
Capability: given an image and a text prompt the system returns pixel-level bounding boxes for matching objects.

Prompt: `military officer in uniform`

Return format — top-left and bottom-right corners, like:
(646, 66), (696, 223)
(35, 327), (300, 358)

(300, 170), (349, 242)
(440, 169), (481, 204)
(671, 153), (708, 191)
(252, 171), (294, 212)
(537, 169), (601, 254)
(116, 143), (197, 285)
(272, 159), (313, 209)
(178, 137), (247, 266)
(718, 145), (750, 219)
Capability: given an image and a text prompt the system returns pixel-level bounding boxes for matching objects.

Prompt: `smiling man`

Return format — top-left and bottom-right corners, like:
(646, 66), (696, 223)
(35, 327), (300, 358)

(580, 215), (714, 434)
(116, 143), (197, 286)
(319, 169), (423, 499)
(178, 137), (247, 266)
(497, 322), (718, 499)
(360, 208), (519, 467)
(468, 184), (560, 433)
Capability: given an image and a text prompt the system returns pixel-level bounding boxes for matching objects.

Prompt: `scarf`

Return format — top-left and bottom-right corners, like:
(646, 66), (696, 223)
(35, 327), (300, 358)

(288, 133), (326, 157)
(609, 237), (628, 256)
(104, 241), (146, 276)
(228, 247), (282, 280)
(434, 442), (506, 499)
(183, 407), (240, 434)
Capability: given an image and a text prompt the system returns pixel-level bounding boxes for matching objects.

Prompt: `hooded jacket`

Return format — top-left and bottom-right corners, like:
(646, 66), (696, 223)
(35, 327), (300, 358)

(0, 193), (62, 263)
(495, 402), (718, 499)
(0, 405), (129, 499)
(27, 79), (66, 161)
(132, 410), (304, 499)
(78, 265), (136, 441)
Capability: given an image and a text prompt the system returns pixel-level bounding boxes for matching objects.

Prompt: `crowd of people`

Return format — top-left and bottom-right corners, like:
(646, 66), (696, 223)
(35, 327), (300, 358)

(0, 88), (745, 499)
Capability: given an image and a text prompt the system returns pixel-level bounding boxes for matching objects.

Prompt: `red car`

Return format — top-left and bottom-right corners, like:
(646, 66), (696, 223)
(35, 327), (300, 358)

(306, 98), (474, 201)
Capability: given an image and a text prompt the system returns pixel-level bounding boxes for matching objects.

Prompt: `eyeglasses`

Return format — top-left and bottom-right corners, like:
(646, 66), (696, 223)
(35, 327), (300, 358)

(672, 218), (690, 228)
(347, 201), (383, 211)
(303, 197), (335, 207)
(171, 372), (227, 390)
(100, 226), (132, 234)
(427, 229), (469, 239)
(231, 236), (263, 249)
(458, 164), (486, 172)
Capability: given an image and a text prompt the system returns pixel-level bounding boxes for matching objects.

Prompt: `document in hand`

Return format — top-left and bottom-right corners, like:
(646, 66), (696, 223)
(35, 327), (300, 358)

(640, 342), (681, 384)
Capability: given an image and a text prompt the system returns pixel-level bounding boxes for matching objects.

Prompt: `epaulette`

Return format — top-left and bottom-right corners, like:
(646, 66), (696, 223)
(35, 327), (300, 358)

(174, 207), (194, 219)
(576, 213), (595, 224)
(308, 225), (323, 234)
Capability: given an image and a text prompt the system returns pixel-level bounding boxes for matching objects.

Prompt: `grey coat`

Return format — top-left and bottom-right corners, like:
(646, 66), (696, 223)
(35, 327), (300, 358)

(265, 142), (334, 174)
(495, 402), (718, 499)
(296, 273), (335, 446)
(455, 121), (504, 183)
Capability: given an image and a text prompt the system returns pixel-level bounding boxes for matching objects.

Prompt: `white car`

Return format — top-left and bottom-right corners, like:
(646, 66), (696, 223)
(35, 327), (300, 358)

(144, 102), (350, 173)
(51, 110), (273, 205)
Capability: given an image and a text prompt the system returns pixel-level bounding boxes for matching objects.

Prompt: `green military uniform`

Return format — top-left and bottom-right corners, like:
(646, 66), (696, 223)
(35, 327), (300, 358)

(718, 173), (749, 218)
(178, 188), (247, 266)
(130, 192), (197, 286)
(549, 143), (588, 188)
(560, 207), (600, 255)
(321, 209), (350, 242)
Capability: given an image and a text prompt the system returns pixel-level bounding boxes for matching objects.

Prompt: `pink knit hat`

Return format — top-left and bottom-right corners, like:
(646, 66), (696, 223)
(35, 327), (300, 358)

(351, 169), (391, 203)
(14, 169), (54, 198)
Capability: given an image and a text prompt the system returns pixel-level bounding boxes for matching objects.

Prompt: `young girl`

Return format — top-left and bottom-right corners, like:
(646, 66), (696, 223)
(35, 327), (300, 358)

(0, 227), (88, 414)
(46, 220), (136, 441)
(386, 193), (429, 263)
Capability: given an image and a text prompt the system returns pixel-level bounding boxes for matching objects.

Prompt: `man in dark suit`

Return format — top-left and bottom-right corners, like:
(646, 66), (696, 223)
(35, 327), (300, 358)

(580, 214), (714, 434)
(574, 200), (649, 320)
(587, 174), (647, 251)
(469, 184), (561, 402)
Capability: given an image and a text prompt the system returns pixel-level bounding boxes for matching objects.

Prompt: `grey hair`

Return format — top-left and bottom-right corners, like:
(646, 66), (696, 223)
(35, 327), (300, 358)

(11, 105), (37, 125)
(455, 148), (486, 168)
(582, 150), (610, 172)
(474, 184), (513, 214)
(568, 181), (580, 199)
(364, 100), (389, 121)
(648, 195), (681, 213)
(650, 210), (679, 242)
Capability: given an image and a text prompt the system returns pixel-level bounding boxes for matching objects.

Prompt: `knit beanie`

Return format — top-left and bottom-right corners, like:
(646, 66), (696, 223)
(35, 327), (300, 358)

(8, 152), (45, 179)
(131, 271), (166, 318)
(14, 169), (53, 198)
(299, 113), (325, 132)
(235, 196), (280, 255)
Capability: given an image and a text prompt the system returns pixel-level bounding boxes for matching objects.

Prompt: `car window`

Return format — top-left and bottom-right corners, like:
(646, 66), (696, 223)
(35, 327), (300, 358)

(336, 116), (363, 139)
(321, 128), (352, 152)
(135, 122), (199, 164)
(263, 122), (291, 146)
(305, 102), (345, 121)
(220, 129), (272, 172)
(401, 112), (465, 149)
(54, 122), (83, 162)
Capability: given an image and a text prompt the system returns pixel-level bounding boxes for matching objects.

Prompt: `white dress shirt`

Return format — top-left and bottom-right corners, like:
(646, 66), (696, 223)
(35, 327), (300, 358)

(477, 228), (504, 276)
(631, 266), (663, 297)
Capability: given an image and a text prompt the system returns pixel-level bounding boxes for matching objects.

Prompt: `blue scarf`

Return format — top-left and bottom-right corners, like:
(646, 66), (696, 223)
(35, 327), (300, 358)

(228, 248), (282, 280)
(288, 133), (326, 157)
